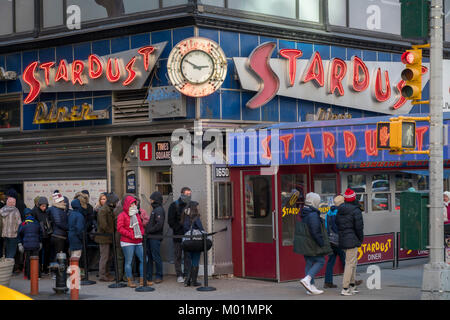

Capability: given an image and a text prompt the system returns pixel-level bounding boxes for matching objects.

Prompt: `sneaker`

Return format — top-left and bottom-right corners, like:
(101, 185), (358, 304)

(323, 282), (337, 288)
(177, 276), (184, 283)
(341, 288), (354, 296)
(350, 285), (359, 294)
(154, 278), (163, 284)
(310, 285), (324, 295)
(299, 276), (313, 293)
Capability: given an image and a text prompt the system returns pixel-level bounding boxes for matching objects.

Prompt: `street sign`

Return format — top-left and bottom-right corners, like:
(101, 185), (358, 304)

(400, 0), (429, 39)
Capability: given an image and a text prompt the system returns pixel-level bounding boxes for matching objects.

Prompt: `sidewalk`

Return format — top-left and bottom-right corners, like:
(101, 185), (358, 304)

(7, 259), (426, 300)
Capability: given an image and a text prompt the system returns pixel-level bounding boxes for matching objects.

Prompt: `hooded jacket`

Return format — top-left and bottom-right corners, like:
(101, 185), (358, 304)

(18, 215), (41, 251)
(301, 205), (325, 247)
(336, 200), (364, 249)
(5, 188), (26, 221)
(74, 191), (95, 232)
(68, 199), (86, 251)
(117, 196), (144, 244)
(95, 193), (119, 244)
(31, 197), (52, 238)
(145, 192), (165, 239)
(48, 200), (68, 239)
(0, 205), (22, 238)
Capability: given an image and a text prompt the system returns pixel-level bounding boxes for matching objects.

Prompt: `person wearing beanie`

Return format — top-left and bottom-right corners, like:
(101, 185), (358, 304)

(336, 188), (364, 296)
(18, 208), (42, 279)
(296, 192), (332, 295)
(0, 196), (22, 258)
(31, 196), (52, 275)
(6, 188), (26, 221)
(145, 191), (166, 284)
(324, 195), (346, 288)
(48, 192), (69, 267)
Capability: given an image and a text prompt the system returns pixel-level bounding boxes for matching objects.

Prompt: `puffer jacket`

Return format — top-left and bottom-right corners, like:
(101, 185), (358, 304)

(145, 191), (165, 239)
(95, 204), (115, 244)
(301, 205), (325, 247)
(48, 201), (68, 239)
(31, 197), (52, 239)
(18, 215), (41, 251)
(68, 199), (86, 251)
(117, 196), (144, 244)
(336, 201), (364, 249)
(0, 205), (22, 238)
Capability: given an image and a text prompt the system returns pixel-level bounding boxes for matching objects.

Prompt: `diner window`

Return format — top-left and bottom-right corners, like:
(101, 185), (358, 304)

(346, 174), (366, 212)
(0, 98), (20, 130)
(214, 182), (232, 219)
(0, 0), (34, 35)
(314, 174), (337, 208)
(155, 168), (172, 196)
(280, 173), (306, 246)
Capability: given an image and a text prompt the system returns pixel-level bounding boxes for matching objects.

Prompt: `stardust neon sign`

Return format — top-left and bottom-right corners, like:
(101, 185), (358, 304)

(234, 42), (430, 115)
(21, 42), (167, 104)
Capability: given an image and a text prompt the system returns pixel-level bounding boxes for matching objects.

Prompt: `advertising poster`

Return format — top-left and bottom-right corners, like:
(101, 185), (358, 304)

(357, 233), (395, 265)
(24, 180), (107, 209)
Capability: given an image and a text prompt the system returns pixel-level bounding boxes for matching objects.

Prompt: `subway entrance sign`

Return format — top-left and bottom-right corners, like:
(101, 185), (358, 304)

(400, 191), (429, 250)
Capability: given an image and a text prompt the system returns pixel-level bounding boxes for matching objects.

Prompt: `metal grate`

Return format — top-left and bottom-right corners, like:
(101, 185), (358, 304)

(113, 89), (149, 124)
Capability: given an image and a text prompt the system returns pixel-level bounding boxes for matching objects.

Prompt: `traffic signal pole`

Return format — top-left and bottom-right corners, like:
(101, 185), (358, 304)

(421, 0), (450, 300)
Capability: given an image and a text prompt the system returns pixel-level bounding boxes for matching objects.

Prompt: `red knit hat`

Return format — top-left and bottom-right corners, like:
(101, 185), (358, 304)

(344, 188), (356, 202)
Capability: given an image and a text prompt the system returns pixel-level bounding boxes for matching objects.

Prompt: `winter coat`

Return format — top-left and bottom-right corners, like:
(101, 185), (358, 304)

(0, 205), (22, 238)
(5, 189), (26, 221)
(301, 205), (326, 247)
(325, 206), (339, 235)
(336, 201), (364, 249)
(117, 196), (144, 244)
(183, 214), (204, 234)
(68, 199), (86, 251)
(74, 192), (96, 232)
(31, 197), (52, 239)
(168, 198), (188, 242)
(95, 204), (115, 244)
(48, 202), (68, 239)
(145, 192), (165, 239)
(18, 216), (41, 251)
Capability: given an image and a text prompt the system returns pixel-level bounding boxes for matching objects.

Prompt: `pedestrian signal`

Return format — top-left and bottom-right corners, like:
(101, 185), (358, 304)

(400, 49), (423, 100)
(390, 120), (416, 150)
(376, 122), (390, 149)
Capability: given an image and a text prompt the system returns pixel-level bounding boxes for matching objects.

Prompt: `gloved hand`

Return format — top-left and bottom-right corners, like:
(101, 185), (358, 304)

(18, 243), (24, 253)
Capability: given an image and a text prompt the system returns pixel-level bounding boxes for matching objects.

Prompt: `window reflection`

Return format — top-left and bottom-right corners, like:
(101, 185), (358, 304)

(245, 175), (272, 243)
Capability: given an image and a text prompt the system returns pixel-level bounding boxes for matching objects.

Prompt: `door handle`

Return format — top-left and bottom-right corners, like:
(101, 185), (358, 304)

(272, 210), (276, 240)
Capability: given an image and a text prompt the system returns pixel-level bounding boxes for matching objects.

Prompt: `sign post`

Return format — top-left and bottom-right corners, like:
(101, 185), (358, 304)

(421, 0), (450, 300)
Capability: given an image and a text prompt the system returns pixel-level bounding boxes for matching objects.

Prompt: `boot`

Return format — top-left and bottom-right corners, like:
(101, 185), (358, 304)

(191, 266), (201, 287)
(184, 267), (191, 287)
(127, 277), (137, 288)
(139, 277), (144, 287)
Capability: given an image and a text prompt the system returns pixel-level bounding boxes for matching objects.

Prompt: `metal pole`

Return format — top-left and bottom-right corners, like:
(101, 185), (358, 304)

(421, 0), (450, 299)
(196, 233), (216, 292)
(80, 230), (95, 285)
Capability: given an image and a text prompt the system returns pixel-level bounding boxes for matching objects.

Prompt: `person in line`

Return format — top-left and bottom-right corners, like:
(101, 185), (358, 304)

(297, 192), (331, 295)
(336, 188), (364, 296)
(31, 197), (52, 275)
(1, 196), (22, 259)
(94, 193), (107, 215)
(182, 201), (203, 287)
(168, 187), (192, 283)
(443, 191), (450, 236)
(324, 195), (346, 289)
(117, 195), (145, 288)
(95, 192), (119, 282)
(18, 208), (41, 279)
(113, 199), (126, 282)
(48, 192), (68, 266)
(0, 193), (5, 209)
(68, 199), (85, 259)
(145, 191), (165, 284)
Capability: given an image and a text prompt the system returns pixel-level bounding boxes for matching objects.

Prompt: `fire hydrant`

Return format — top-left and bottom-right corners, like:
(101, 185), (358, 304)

(49, 252), (68, 294)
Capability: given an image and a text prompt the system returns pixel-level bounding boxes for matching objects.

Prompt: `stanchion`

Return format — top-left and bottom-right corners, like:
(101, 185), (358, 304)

(69, 257), (80, 300)
(108, 230), (127, 288)
(30, 256), (39, 296)
(196, 233), (216, 292)
(135, 234), (155, 292)
(80, 230), (96, 285)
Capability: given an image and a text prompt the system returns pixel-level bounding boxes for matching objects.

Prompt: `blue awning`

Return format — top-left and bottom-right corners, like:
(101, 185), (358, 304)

(400, 170), (450, 178)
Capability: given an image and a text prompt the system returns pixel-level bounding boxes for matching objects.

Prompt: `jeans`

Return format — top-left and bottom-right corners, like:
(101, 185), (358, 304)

(173, 240), (191, 277)
(40, 237), (51, 273)
(146, 238), (163, 281)
(189, 251), (201, 267)
(304, 255), (325, 285)
(122, 244), (144, 279)
(325, 245), (346, 284)
(4, 237), (18, 259)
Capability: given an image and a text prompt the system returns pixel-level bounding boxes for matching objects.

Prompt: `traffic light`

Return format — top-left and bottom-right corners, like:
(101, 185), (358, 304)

(400, 49), (423, 100)
(377, 119), (416, 151)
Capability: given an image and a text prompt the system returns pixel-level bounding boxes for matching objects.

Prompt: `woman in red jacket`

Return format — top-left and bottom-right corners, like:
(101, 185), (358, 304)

(117, 195), (145, 288)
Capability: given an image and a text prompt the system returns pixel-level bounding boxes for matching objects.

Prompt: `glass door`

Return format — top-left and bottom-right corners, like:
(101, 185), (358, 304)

(242, 171), (277, 279)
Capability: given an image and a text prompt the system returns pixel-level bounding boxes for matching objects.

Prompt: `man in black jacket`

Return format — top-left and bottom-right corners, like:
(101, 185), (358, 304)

(168, 187), (192, 283)
(48, 192), (68, 266)
(145, 191), (165, 284)
(336, 188), (364, 296)
(31, 196), (52, 275)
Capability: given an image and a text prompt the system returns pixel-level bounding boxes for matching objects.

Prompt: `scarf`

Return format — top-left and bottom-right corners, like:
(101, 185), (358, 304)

(128, 206), (142, 239)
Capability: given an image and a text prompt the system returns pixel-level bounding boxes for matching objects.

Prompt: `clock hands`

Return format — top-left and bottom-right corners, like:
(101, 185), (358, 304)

(185, 60), (210, 71)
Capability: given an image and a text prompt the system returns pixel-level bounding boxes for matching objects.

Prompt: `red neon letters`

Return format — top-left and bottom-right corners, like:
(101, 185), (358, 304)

(279, 49), (302, 87)
(280, 134), (294, 159)
(351, 56), (370, 92)
(328, 58), (347, 96)
(302, 51), (324, 87)
(22, 46), (156, 104)
(301, 133), (316, 159)
(343, 131), (357, 158)
(261, 136), (272, 160)
(322, 132), (335, 159)
(365, 130), (378, 156)
(374, 68), (391, 102)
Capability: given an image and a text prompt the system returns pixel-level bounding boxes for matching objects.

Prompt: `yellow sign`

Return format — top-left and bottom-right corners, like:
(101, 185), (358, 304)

(281, 206), (300, 218)
(33, 101), (109, 124)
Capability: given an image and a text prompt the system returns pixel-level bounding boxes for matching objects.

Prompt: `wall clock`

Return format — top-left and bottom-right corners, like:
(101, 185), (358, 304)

(167, 37), (227, 97)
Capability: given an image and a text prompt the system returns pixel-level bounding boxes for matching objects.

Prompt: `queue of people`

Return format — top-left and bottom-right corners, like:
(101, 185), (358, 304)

(0, 186), (204, 290)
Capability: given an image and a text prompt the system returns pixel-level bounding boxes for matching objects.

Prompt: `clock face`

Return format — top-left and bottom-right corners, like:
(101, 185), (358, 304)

(167, 37), (227, 98)
(180, 50), (215, 84)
